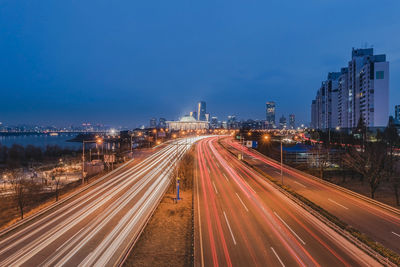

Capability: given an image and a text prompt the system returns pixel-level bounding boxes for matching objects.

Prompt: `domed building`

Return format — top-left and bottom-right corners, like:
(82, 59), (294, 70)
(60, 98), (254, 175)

(166, 115), (209, 131)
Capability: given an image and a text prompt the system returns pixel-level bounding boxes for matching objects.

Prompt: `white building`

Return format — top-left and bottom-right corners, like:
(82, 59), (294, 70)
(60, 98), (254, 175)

(311, 48), (389, 129)
(166, 115), (209, 131)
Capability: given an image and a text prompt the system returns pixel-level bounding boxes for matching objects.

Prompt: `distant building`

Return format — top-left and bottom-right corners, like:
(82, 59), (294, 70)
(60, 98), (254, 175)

(205, 113), (210, 122)
(210, 117), (219, 128)
(167, 115), (209, 131)
(279, 115), (287, 129)
(227, 115), (239, 129)
(150, 118), (157, 128)
(289, 114), (295, 129)
(395, 105), (400, 122)
(197, 101), (207, 121)
(189, 111), (197, 120)
(266, 101), (276, 128)
(311, 48), (389, 129)
(159, 118), (166, 128)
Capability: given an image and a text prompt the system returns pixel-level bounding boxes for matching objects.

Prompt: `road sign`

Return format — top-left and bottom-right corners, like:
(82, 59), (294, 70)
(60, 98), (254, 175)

(104, 154), (116, 163)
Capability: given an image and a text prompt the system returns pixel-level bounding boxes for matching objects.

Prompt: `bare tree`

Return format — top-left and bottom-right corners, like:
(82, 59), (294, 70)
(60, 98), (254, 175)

(309, 144), (330, 180)
(9, 171), (30, 219)
(52, 168), (64, 202)
(343, 142), (388, 199)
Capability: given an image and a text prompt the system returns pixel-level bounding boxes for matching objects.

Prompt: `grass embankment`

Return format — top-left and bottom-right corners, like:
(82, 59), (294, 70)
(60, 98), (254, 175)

(124, 148), (195, 267)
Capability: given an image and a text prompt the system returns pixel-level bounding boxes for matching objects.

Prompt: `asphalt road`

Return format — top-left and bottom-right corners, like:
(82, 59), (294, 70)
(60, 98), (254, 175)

(221, 137), (400, 255)
(194, 137), (380, 267)
(0, 137), (204, 267)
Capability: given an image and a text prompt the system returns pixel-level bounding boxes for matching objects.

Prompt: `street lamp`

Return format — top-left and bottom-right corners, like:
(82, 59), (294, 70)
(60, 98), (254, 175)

(82, 137), (103, 185)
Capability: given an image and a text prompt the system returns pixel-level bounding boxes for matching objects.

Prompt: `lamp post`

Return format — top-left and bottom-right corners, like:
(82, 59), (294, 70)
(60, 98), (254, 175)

(82, 137), (103, 185)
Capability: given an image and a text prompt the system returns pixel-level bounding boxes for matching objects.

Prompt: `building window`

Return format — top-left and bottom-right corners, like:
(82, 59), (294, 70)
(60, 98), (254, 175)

(376, 71), (384, 79)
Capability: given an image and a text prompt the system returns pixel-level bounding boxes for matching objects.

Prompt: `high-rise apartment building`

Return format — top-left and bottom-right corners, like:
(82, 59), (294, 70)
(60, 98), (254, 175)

(197, 101), (206, 121)
(266, 101), (276, 128)
(311, 48), (389, 129)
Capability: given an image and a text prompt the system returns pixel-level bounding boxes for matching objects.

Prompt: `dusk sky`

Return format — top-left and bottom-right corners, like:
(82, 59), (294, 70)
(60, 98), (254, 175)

(1, 0), (399, 127)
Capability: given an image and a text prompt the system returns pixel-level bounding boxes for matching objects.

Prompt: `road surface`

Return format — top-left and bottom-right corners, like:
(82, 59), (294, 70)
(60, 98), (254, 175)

(221, 136), (400, 255)
(0, 137), (203, 267)
(194, 137), (380, 267)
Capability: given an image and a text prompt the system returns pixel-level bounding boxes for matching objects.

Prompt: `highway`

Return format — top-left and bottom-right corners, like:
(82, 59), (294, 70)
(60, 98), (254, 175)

(221, 136), (400, 255)
(0, 137), (204, 267)
(194, 137), (380, 267)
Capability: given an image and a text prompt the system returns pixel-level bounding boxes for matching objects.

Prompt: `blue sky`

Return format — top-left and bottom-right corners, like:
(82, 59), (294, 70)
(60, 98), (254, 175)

(1, 0), (399, 127)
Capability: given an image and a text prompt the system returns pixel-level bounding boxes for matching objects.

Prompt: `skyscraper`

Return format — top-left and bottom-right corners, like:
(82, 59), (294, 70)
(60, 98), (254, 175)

(289, 114), (295, 129)
(279, 115), (287, 129)
(266, 101), (276, 128)
(197, 101), (206, 121)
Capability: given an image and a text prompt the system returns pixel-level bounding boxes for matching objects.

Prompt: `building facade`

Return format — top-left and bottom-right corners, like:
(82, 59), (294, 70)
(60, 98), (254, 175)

(197, 101), (206, 121)
(395, 105), (400, 122)
(266, 101), (276, 128)
(167, 115), (209, 131)
(289, 114), (295, 129)
(311, 48), (389, 130)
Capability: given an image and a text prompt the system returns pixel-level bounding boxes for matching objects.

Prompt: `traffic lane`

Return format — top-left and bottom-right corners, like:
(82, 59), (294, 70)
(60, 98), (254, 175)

(200, 139), (301, 266)
(213, 139), (379, 266)
(247, 156), (400, 254)
(2, 146), (176, 266)
(222, 138), (400, 254)
(0, 144), (175, 259)
(226, 157), (373, 267)
(198, 138), (301, 267)
(0, 142), (189, 266)
(196, 140), (234, 267)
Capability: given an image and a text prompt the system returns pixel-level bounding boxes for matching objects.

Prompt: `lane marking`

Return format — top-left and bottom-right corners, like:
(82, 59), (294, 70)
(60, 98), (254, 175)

(294, 181), (306, 188)
(216, 163), (220, 168)
(275, 171), (281, 175)
(274, 212), (306, 245)
(235, 193), (249, 212)
(212, 181), (218, 194)
(196, 162), (205, 267)
(207, 167), (211, 173)
(243, 179), (256, 194)
(223, 173), (229, 181)
(223, 211), (237, 245)
(328, 198), (349, 210)
(271, 247), (285, 267)
(392, 231), (400, 238)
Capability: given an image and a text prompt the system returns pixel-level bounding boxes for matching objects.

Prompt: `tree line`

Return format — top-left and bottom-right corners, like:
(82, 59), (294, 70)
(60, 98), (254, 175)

(0, 144), (79, 169)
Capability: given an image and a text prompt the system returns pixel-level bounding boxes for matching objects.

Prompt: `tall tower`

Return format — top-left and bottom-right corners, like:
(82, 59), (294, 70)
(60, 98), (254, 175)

(197, 101), (206, 121)
(289, 114), (295, 129)
(266, 101), (276, 128)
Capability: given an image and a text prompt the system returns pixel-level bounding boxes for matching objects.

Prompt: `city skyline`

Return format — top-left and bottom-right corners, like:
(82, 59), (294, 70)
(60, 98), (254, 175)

(0, 1), (399, 127)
